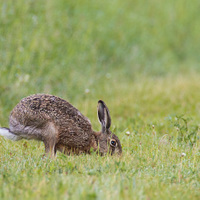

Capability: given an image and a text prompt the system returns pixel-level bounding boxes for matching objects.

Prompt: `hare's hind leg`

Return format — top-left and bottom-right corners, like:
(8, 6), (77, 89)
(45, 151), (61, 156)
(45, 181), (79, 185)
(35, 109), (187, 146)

(43, 122), (58, 158)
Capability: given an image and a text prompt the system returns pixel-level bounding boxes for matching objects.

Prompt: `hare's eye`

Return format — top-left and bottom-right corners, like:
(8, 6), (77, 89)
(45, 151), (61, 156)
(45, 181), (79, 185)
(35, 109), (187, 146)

(110, 140), (116, 147)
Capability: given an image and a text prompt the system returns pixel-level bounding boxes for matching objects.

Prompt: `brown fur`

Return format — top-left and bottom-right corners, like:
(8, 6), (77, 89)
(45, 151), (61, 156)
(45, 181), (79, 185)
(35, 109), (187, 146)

(6, 94), (122, 157)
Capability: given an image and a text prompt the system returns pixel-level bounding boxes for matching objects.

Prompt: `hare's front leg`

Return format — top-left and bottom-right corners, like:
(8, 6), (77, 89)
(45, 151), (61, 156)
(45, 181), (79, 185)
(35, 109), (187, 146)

(42, 122), (58, 158)
(44, 140), (56, 158)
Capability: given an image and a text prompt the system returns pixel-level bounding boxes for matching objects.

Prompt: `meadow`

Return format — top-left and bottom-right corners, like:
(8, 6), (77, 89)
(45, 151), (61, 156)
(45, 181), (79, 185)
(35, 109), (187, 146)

(0, 0), (200, 199)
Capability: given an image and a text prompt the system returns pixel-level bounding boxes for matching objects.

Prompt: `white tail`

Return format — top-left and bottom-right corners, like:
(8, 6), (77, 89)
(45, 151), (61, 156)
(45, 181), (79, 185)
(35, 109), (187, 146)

(0, 128), (21, 141)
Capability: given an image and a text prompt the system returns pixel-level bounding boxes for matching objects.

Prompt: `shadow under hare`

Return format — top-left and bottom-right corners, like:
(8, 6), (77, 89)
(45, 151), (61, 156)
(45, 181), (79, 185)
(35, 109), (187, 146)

(0, 94), (122, 157)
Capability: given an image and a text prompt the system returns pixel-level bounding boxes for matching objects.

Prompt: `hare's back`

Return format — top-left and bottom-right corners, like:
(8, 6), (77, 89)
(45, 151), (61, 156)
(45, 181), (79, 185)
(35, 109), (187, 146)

(10, 94), (92, 131)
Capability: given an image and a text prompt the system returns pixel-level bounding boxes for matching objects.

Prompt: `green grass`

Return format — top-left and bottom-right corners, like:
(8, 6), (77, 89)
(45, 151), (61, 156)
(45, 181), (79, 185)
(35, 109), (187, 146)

(0, 0), (200, 199)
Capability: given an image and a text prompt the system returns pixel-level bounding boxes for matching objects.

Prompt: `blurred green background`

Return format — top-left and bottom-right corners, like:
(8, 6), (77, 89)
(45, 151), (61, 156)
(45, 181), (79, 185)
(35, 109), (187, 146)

(0, 1), (200, 199)
(1, 0), (200, 124)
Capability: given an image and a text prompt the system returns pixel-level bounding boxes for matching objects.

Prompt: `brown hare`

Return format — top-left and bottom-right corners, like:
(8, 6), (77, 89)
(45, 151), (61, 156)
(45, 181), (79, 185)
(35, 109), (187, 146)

(0, 94), (122, 157)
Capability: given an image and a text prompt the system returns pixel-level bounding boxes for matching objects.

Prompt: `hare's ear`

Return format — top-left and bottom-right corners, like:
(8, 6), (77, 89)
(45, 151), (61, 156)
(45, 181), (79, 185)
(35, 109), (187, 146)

(97, 100), (111, 133)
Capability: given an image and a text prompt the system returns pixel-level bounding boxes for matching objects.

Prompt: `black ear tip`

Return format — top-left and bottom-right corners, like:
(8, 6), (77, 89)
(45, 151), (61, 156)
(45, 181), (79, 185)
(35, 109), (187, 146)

(98, 100), (104, 104)
(98, 100), (107, 107)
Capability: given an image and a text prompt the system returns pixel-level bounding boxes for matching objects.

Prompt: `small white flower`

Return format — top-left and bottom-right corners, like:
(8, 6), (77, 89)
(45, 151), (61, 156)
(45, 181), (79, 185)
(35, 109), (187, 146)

(125, 131), (130, 136)
(85, 89), (90, 94)
(152, 125), (155, 129)
(181, 153), (186, 157)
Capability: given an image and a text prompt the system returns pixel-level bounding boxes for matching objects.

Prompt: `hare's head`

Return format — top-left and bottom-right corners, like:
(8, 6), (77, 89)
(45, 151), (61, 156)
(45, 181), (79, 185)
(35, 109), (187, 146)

(94, 100), (122, 155)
